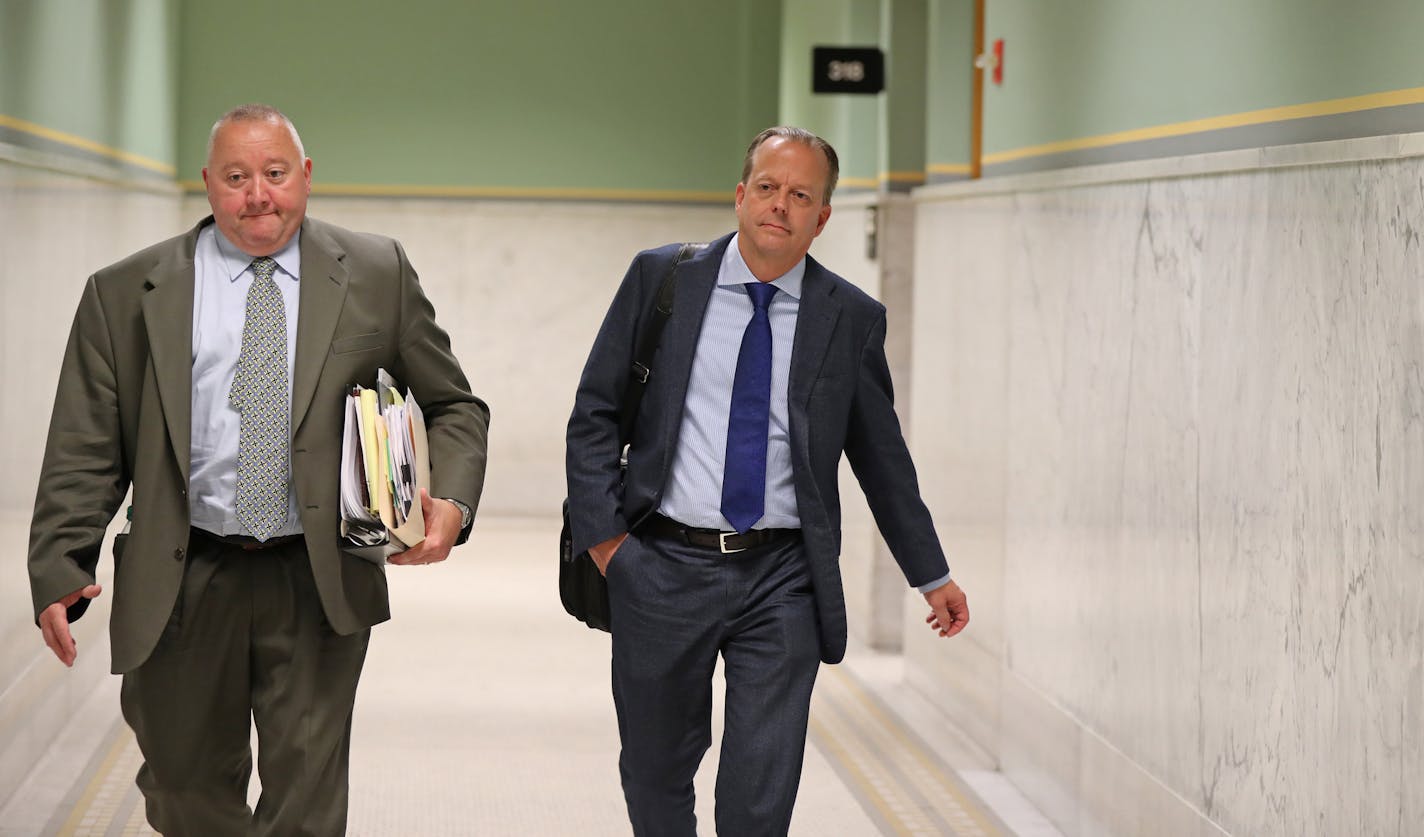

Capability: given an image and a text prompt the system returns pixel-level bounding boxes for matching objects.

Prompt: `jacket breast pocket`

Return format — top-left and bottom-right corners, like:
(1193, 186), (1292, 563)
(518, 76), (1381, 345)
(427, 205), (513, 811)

(331, 331), (385, 355)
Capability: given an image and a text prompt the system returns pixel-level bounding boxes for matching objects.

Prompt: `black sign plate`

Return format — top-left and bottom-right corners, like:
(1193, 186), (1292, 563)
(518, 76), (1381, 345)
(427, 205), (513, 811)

(812, 46), (884, 94)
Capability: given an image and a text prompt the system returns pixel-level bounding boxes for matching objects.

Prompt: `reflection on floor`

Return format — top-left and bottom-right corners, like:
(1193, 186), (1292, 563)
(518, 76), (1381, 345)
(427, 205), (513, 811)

(3, 520), (1057, 836)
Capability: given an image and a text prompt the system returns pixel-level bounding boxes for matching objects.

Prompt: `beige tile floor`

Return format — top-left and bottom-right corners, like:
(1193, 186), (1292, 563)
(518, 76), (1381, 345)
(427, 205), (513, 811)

(1, 519), (1057, 836)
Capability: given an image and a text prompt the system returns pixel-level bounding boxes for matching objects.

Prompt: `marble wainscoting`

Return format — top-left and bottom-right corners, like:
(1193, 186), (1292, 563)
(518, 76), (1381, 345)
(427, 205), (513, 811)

(0, 158), (182, 810)
(810, 194), (929, 650)
(0, 164), (183, 512)
(906, 135), (1424, 835)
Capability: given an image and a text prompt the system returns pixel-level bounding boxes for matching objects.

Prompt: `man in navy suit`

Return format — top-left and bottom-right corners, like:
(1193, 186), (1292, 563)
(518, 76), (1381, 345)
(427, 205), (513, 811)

(566, 126), (968, 836)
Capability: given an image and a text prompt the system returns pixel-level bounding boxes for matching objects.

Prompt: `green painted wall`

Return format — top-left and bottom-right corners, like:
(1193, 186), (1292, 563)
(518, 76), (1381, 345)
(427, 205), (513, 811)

(878, 0), (926, 186)
(0, 0), (178, 175)
(9, 0), (1424, 190)
(982, 0), (1424, 160)
(925, 0), (972, 175)
(790, 0), (1424, 182)
(780, 0), (880, 191)
(177, 0), (781, 197)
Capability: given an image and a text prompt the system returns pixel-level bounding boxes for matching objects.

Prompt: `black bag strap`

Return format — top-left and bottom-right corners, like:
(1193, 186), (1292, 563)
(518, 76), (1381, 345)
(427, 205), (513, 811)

(617, 242), (705, 446)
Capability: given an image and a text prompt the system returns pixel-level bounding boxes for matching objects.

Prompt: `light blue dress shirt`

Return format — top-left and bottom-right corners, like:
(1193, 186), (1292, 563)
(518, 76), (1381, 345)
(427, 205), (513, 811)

(659, 235), (802, 531)
(657, 236), (952, 593)
(189, 226), (303, 537)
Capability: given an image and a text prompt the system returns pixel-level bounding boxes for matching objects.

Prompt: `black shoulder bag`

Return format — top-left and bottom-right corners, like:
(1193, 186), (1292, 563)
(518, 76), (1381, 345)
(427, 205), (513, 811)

(560, 243), (704, 631)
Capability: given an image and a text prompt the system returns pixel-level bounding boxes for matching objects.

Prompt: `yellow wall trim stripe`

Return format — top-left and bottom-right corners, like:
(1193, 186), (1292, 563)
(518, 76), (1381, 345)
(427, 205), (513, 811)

(179, 179), (731, 203)
(984, 85), (1424, 165)
(928, 163), (972, 175)
(838, 176), (879, 189)
(0, 113), (175, 175)
(880, 170), (927, 184)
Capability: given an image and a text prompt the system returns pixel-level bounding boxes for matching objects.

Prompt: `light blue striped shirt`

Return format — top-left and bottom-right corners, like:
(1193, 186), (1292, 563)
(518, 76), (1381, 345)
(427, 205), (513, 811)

(189, 225), (303, 537)
(656, 236), (953, 593)
(659, 235), (802, 530)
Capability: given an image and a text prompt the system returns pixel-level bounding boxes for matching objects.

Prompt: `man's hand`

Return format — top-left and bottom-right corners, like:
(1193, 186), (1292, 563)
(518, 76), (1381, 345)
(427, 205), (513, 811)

(389, 488), (462, 566)
(39, 584), (103, 667)
(588, 533), (628, 576)
(923, 580), (969, 638)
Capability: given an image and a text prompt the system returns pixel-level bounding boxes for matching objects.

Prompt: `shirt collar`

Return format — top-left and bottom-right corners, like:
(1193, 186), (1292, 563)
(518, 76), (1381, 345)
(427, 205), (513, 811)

(718, 233), (804, 300)
(213, 227), (302, 283)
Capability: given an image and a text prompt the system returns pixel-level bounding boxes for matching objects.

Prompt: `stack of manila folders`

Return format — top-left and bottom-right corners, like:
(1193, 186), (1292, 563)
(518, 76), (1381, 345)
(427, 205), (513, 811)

(339, 368), (430, 562)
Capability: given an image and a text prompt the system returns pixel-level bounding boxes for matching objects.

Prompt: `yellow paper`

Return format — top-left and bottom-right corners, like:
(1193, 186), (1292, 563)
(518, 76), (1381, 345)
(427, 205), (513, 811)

(374, 416), (395, 528)
(358, 388), (381, 514)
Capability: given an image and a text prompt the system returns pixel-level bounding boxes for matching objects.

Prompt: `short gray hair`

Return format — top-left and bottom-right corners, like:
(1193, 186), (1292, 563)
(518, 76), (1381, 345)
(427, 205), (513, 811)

(740, 126), (840, 203)
(207, 104), (305, 163)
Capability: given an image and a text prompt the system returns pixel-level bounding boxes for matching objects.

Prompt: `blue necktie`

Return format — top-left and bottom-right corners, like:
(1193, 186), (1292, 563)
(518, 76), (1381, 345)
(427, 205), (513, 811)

(721, 281), (777, 533)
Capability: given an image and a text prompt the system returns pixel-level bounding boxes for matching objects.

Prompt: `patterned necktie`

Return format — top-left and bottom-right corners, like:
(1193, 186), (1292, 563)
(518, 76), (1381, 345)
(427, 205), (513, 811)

(230, 257), (289, 540)
(721, 281), (778, 533)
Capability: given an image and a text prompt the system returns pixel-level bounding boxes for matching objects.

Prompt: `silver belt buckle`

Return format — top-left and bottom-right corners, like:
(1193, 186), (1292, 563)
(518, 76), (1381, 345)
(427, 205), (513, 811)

(718, 532), (746, 554)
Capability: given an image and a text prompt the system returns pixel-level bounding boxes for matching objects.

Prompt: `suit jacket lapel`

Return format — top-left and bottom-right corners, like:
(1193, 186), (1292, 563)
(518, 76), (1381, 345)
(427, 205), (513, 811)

(653, 236), (726, 475)
(141, 220), (206, 483)
(291, 218), (349, 436)
(789, 254), (841, 408)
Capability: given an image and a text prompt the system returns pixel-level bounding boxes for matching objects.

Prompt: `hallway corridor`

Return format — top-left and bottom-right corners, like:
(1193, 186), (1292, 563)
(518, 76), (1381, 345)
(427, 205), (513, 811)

(0, 520), (1051, 836)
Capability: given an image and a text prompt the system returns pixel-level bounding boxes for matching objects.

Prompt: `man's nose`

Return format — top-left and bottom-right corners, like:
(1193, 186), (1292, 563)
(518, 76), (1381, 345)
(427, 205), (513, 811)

(246, 178), (269, 205)
(771, 188), (789, 212)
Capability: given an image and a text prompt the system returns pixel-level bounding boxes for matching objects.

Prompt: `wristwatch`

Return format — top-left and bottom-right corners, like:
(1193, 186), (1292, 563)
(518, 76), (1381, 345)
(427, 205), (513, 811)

(444, 498), (472, 531)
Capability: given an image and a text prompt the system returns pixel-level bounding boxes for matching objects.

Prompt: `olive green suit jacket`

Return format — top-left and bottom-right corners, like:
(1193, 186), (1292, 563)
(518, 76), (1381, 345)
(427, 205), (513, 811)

(27, 216), (490, 674)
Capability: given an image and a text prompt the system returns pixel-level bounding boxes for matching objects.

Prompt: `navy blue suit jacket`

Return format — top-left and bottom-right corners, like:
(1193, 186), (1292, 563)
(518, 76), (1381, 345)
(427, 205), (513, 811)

(566, 233), (948, 663)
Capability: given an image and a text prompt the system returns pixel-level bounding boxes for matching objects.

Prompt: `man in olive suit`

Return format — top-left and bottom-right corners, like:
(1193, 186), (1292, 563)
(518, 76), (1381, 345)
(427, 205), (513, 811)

(27, 104), (489, 836)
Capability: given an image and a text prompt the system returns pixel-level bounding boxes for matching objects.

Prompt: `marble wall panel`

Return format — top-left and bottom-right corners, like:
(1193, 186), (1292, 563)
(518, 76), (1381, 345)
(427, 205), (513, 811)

(813, 195), (949, 650)
(0, 164), (182, 808)
(1192, 158), (1424, 835)
(807, 201), (880, 646)
(905, 193), (1013, 749)
(0, 167), (183, 513)
(906, 141), (1424, 834)
(1001, 178), (1206, 804)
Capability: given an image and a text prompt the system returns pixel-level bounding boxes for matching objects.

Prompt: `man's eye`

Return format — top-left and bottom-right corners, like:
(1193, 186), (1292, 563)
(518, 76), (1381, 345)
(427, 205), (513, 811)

(794, 192), (810, 201)
(759, 183), (773, 191)
(267, 169), (286, 180)
(227, 173), (244, 184)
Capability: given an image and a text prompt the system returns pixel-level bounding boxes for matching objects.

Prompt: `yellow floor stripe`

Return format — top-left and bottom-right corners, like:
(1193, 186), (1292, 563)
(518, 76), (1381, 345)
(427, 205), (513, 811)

(812, 701), (948, 835)
(62, 667), (1002, 835)
(52, 727), (131, 836)
(814, 683), (973, 834)
(808, 664), (1008, 836)
(830, 667), (1005, 836)
(809, 713), (919, 836)
(49, 722), (155, 837)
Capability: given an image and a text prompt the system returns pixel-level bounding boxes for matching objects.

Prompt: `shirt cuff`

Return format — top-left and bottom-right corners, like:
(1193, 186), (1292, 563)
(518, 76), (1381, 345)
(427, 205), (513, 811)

(915, 572), (952, 594)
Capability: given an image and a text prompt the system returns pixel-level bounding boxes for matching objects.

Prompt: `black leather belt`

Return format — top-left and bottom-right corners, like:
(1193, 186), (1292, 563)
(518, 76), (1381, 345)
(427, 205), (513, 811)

(191, 527), (303, 552)
(640, 513), (800, 555)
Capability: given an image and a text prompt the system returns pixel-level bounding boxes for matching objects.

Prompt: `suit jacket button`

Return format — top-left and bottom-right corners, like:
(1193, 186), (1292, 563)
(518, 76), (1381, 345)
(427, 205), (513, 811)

(173, 547), (184, 562)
